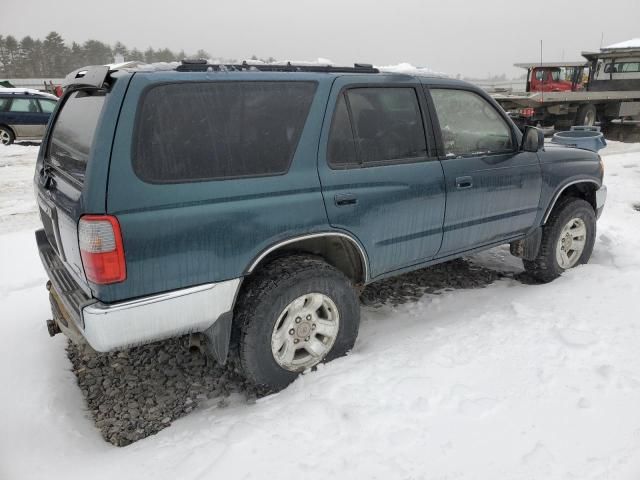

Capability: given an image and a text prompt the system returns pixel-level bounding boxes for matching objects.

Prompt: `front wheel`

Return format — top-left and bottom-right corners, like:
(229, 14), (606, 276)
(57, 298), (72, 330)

(0, 126), (15, 145)
(236, 255), (360, 392)
(523, 198), (596, 283)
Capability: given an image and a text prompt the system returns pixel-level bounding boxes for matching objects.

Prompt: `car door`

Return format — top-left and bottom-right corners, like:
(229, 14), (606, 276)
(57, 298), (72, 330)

(318, 76), (446, 278)
(425, 86), (542, 256)
(6, 97), (43, 138)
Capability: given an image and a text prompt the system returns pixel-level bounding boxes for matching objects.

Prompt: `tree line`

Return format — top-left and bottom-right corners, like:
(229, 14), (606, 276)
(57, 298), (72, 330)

(0, 31), (258, 78)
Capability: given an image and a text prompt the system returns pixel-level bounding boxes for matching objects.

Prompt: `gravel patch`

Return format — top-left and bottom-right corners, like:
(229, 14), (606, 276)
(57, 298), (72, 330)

(68, 255), (517, 446)
(361, 257), (507, 307)
(67, 339), (257, 447)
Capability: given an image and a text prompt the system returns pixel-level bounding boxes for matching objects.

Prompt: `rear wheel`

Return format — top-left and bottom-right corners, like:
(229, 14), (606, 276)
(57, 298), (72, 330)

(576, 104), (597, 127)
(523, 198), (596, 283)
(236, 255), (360, 392)
(0, 126), (14, 145)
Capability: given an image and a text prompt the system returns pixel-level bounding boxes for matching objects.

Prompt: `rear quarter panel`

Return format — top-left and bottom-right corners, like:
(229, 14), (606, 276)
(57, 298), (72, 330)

(102, 72), (333, 303)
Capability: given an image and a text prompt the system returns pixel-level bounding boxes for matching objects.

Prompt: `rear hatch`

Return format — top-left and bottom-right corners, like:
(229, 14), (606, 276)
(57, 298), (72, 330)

(34, 68), (130, 297)
(36, 90), (106, 293)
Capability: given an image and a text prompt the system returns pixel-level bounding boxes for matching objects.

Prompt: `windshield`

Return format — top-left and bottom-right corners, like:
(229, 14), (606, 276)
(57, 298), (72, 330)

(47, 90), (105, 183)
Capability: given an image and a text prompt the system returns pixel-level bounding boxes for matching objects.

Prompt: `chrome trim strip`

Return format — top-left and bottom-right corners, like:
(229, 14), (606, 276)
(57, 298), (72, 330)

(542, 179), (601, 224)
(247, 232), (370, 282)
(81, 278), (241, 352)
(85, 282), (217, 315)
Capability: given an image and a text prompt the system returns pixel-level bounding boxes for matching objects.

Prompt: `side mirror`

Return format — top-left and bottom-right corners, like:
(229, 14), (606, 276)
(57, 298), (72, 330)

(522, 126), (545, 152)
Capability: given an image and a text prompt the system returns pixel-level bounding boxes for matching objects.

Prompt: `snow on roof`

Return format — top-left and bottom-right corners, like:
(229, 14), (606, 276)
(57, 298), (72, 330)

(242, 59), (447, 77)
(105, 60), (147, 69)
(377, 62), (448, 77)
(0, 87), (58, 99)
(603, 38), (640, 50)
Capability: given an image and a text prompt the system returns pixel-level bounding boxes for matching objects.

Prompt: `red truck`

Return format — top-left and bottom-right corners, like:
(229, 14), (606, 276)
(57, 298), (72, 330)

(525, 63), (586, 92)
(493, 46), (640, 130)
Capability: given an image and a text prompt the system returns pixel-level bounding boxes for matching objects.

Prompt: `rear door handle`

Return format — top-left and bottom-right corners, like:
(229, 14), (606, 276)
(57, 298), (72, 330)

(455, 176), (473, 189)
(334, 193), (357, 206)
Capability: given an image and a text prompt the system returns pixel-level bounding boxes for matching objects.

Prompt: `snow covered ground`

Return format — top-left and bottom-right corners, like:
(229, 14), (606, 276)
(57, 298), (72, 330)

(2, 141), (640, 479)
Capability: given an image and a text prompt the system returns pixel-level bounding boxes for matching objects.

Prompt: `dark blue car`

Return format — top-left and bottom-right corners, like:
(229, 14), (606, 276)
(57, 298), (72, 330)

(0, 89), (58, 145)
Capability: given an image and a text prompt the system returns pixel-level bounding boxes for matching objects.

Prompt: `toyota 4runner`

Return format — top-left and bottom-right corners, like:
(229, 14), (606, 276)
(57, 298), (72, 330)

(35, 61), (607, 391)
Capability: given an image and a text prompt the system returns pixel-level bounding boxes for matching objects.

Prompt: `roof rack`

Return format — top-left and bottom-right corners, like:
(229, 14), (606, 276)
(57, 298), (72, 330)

(176, 59), (379, 74)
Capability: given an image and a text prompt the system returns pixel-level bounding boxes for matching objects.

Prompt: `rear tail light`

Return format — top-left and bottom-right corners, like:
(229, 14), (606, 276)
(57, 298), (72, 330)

(519, 107), (535, 118)
(78, 215), (126, 284)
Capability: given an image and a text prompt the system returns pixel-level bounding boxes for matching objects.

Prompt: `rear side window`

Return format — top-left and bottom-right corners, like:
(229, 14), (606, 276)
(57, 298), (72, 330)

(430, 88), (513, 157)
(48, 90), (105, 183)
(327, 95), (358, 167)
(328, 87), (427, 168)
(0, 98), (9, 111)
(134, 81), (317, 183)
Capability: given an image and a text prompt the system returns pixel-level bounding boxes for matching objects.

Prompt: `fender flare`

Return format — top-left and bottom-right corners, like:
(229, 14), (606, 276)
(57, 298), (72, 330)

(542, 178), (601, 224)
(246, 231), (370, 283)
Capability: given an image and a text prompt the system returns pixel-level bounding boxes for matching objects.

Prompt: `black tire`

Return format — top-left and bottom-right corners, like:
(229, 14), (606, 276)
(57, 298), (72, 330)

(0, 125), (15, 145)
(523, 197), (596, 283)
(575, 104), (597, 127)
(236, 254), (360, 392)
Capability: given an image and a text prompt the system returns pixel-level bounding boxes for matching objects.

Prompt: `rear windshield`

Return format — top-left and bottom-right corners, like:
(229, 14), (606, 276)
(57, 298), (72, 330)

(48, 90), (105, 183)
(133, 81), (317, 183)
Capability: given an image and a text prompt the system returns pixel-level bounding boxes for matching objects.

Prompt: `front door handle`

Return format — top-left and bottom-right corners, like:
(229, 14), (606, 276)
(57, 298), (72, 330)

(455, 176), (473, 189)
(334, 193), (358, 206)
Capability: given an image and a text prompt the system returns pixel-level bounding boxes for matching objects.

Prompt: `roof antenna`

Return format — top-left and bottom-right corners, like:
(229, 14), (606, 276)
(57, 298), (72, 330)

(540, 39), (544, 104)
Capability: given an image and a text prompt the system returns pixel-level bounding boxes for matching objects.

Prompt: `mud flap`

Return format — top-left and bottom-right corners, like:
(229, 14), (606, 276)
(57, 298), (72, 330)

(203, 312), (233, 365)
(510, 227), (542, 261)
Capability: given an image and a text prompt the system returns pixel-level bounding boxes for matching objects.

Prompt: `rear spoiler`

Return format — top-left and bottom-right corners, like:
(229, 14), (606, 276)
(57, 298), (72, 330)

(62, 65), (111, 89)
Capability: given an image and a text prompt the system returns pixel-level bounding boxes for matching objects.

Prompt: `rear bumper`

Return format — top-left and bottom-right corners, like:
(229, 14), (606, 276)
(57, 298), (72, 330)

(36, 229), (240, 352)
(596, 184), (607, 219)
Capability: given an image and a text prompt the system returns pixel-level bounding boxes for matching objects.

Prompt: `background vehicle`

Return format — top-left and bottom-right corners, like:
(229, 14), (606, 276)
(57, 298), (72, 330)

(494, 42), (640, 130)
(523, 62), (587, 93)
(35, 62), (606, 392)
(0, 88), (58, 145)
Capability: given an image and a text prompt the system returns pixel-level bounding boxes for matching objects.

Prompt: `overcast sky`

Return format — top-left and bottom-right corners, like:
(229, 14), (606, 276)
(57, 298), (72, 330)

(2, 0), (639, 78)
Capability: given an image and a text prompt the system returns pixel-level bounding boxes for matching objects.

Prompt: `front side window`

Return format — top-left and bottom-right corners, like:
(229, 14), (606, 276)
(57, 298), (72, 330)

(430, 88), (514, 157)
(327, 87), (427, 167)
(134, 81), (317, 183)
(10, 98), (39, 113)
(39, 99), (57, 113)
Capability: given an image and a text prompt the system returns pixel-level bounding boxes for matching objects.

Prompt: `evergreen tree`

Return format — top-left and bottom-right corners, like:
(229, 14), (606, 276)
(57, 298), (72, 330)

(82, 40), (112, 65)
(0, 32), (236, 77)
(4, 35), (19, 76)
(113, 42), (128, 57)
(195, 49), (210, 60)
(42, 31), (69, 76)
(129, 48), (144, 61)
(154, 48), (176, 63)
(144, 47), (155, 63)
(17, 36), (37, 77)
(69, 42), (85, 69)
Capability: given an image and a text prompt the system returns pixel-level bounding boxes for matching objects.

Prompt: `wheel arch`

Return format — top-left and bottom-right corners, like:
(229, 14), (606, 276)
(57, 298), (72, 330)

(542, 179), (600, 224)
(246, 232), (369, 286)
